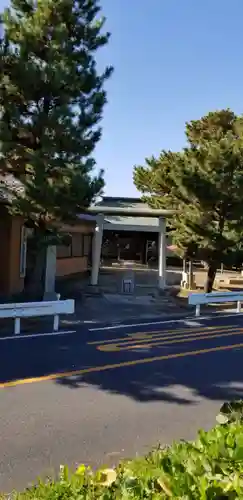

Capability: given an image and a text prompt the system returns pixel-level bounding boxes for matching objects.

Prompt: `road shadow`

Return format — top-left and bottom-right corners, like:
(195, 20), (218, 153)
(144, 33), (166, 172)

(55, 346), (243, 405)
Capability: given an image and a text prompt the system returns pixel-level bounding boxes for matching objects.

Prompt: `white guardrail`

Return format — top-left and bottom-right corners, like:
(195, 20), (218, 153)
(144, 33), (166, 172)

(188, 291), (243, 317)
(0, 296), (75, 334)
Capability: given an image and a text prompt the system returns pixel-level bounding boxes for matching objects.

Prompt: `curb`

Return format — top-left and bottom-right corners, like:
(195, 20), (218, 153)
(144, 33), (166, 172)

(84, 308), (243, 329)
(85, 309), (192, 329)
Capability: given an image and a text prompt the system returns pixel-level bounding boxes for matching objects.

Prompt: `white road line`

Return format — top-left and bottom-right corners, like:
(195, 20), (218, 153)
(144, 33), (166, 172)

(89, 320), (186, 331)
(88, 312), (243, 331)
(183, 320), (203, 327)
(209, 312), (243, 319)
(0, 330), (76, 341)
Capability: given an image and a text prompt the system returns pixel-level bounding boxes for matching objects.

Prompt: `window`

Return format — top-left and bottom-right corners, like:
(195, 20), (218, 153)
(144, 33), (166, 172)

(56, 232), (89, 259)
(56, 243), (71, 259)
(72, 233), (84, 257)
(83, 234), (92, 257)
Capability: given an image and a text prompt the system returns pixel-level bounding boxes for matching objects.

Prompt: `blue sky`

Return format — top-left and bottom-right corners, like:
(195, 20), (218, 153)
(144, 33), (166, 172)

(96, 0), (243, 196)
(1, 0), (243, 197)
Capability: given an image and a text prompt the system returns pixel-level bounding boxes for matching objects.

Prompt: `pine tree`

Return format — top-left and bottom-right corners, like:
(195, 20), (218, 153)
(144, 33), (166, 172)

(134, 110), (243, 292)
(0, 0), (113, 292)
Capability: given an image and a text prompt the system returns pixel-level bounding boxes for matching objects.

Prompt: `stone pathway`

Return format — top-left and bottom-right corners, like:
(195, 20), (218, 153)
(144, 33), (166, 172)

(68, 291), (188, 326)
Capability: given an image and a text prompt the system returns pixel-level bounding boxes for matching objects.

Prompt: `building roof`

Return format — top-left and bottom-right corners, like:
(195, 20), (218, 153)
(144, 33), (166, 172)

(93, 196), (161, 229)
(96, 196), (150, 210)
(0, 175), (97, 225)
(0, 174), (24, 203)
(77, 213), (97, 223)
(103, 214), (159, 228)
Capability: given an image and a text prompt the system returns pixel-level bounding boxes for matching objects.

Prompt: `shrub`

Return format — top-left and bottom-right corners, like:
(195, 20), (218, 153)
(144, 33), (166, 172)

(216, 400), (243, 425)
(3, 402), (243, 498)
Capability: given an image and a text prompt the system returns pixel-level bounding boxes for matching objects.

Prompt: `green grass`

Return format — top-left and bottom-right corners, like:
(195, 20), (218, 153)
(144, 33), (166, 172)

(4, 403), (243, 499)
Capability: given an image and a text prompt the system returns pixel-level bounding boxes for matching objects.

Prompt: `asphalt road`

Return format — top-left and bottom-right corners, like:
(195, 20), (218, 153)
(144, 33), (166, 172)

(1, 313), (243, 492)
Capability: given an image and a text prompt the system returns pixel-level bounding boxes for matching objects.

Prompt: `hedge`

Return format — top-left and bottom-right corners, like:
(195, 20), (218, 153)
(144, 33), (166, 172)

(2, 401), (243, 499)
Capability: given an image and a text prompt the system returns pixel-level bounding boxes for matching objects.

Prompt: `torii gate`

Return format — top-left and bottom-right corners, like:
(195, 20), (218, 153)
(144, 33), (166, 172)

(87, 205), (175, 290)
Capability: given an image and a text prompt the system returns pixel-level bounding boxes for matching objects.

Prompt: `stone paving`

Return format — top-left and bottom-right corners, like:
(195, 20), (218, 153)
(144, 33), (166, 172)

(58, 266), (186, 326)
(57, 265), (243, 326)
(98, 266), (182, 293)
(68, 292), (186, 327)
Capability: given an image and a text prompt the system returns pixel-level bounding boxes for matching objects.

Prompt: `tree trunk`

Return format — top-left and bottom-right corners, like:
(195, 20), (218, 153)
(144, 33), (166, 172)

(24, 230), (47, 299)
(188, 259), (193, 289)
(204, 263), (217, 293)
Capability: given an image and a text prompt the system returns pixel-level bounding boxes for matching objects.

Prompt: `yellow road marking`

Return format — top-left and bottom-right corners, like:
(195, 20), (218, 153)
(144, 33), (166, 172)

(95, 326), (242, 351)
(128, 333), (149, 339)
(97, 328), (243, 352)
(1, 341), (243, 389)
(87, 324), (238, 345)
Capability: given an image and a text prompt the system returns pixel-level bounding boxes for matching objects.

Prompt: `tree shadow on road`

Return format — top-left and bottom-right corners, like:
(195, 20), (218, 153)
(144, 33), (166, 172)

(55, 347), (243, 405)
